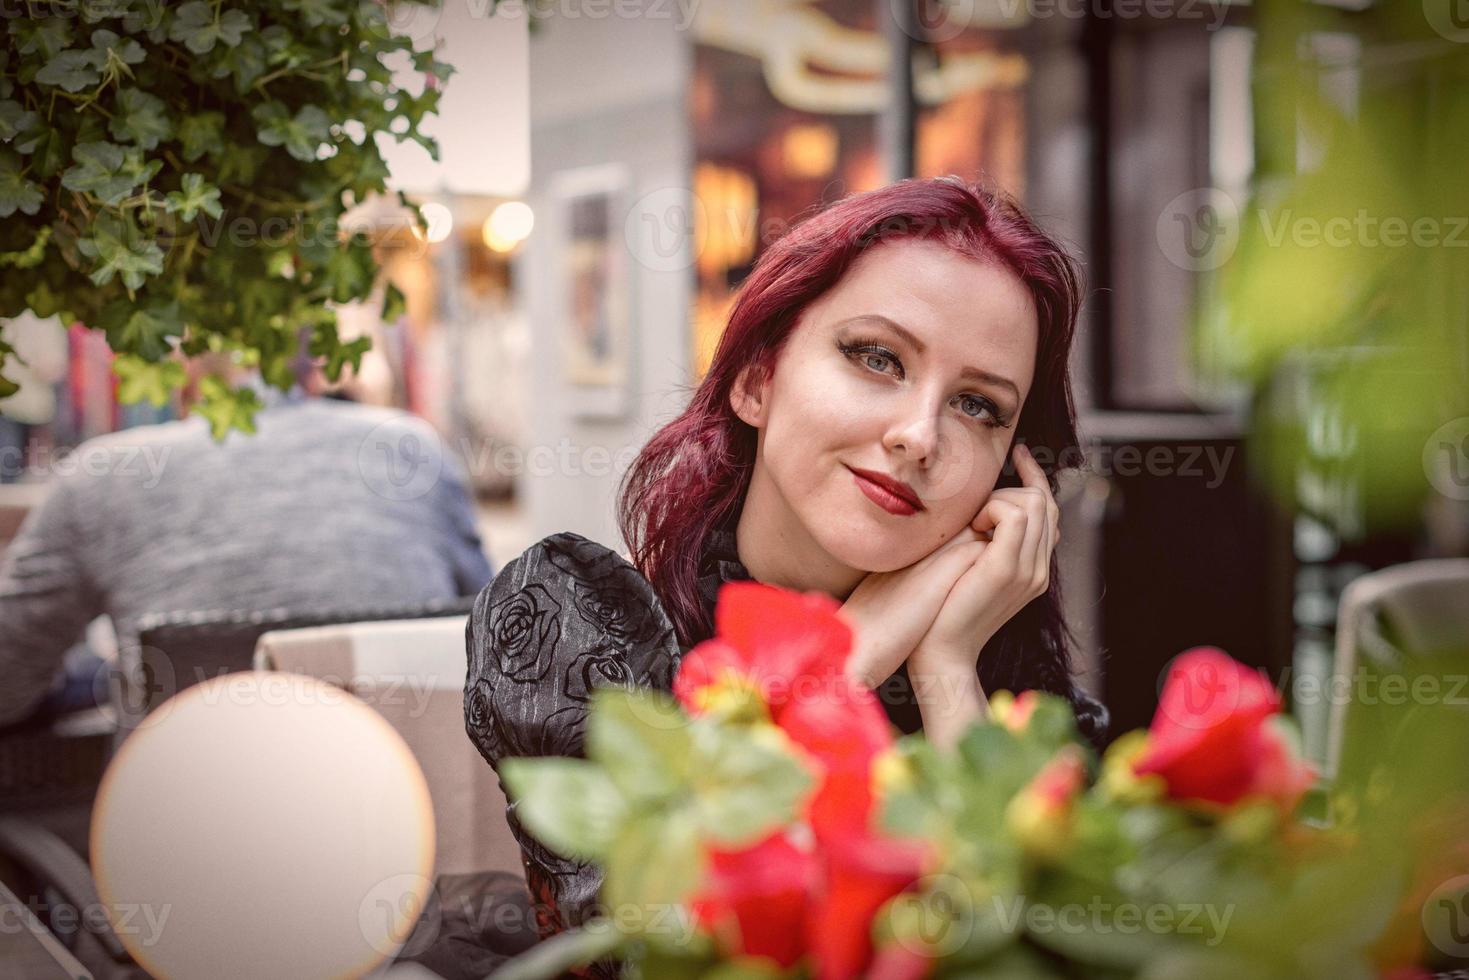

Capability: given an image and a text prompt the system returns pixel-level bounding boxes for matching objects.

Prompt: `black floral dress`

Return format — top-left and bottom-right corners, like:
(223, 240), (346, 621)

(462, 527), (1105, 974)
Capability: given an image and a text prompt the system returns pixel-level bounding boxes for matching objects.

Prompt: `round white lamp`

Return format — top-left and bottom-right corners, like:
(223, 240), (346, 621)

(91, 672), (436, 979)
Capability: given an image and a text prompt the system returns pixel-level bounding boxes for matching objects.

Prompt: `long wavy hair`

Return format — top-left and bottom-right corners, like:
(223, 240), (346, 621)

(617, 177), (1102, 741)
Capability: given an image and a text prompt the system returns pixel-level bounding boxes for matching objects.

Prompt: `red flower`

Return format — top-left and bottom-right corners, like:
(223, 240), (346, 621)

(690, 830), (815, 969)
(681, 581), (931, 977)
(808, 830), (931, 980)
(674, 582), (851, 724)
(779, 678), (893, 839)
(1133, 647), (1315, 810)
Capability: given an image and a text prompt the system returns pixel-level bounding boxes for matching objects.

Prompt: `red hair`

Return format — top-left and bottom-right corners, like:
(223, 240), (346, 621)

(617, 177), (1104, 742)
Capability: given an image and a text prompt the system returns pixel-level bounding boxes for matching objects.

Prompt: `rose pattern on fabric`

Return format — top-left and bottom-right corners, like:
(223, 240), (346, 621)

(488, 583), (562, 683)
(563, 645), (636, 703)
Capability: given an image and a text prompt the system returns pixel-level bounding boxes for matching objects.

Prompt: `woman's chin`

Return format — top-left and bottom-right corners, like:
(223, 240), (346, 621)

(813, 523), (928, 574)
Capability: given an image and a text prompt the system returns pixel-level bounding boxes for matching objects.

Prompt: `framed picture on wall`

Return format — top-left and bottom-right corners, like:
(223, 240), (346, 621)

(550, 164), (632, 419)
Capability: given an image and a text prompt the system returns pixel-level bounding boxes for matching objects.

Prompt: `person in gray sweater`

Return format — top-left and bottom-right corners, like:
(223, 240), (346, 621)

(0, 390), (495, 726)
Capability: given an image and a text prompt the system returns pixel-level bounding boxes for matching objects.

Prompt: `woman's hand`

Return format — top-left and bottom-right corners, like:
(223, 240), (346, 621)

(908, 443), (1061, 675)
(837, 525), (989, 690)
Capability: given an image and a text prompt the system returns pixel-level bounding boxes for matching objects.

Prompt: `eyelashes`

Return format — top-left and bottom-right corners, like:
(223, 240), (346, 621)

(836, 337), (1012, 428)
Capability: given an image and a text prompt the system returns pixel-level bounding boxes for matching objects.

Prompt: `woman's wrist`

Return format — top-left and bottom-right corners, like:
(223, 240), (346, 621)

(906, 655), (987, 750)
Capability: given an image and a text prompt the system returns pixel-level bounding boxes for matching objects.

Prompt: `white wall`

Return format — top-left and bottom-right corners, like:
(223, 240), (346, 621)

(514, 7), (695, 551)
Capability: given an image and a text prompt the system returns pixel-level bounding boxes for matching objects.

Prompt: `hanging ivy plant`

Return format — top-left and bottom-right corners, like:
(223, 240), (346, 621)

(0, 0), (454, 434)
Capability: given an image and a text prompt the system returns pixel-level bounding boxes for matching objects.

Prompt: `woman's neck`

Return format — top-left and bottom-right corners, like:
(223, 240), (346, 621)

(733, 464), (866, 603)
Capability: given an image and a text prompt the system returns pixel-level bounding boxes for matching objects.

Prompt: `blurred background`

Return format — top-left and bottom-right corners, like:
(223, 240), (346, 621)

(2, 0), (1466, 891)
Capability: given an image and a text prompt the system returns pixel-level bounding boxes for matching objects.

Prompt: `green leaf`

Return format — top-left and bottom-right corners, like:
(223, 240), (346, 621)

(0, 100), (40, 142)
(109, 89), (174, 150)
(90, 30), (146, 69)
(0, 149), (43, 218)
(164, 172), (222, 221)
(322, 243), (374, 303)
(690, 723), (814, 846)
(603, 807), (704, 916)
(283, 0), (351, 27)
(168, 2), (252, 55)
(193, 376), (261, 440)
(115, 355), (186, 407)
(252, 102), (332, 162)
(77, 213), (165, 289)
(587, 688), (693, 804)
(36, 50), (103, 93)
(177, 112), (225, 162)
(112, 303), (183, 361)
(213, 36), (267, 93)
(15, 19), (73, 62)
(497, 757), (628, 862)
(61, 140), (160, 206)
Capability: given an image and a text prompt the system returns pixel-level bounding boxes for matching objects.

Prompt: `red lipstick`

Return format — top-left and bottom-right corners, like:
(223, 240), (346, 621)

(847, 466), (924, 516)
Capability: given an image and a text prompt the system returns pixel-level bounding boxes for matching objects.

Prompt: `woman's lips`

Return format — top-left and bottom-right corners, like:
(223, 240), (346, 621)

(851, 470), (921, 516)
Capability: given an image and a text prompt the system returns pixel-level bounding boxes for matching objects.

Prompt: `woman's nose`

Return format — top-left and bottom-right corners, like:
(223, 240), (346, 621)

(881, 404), (942, 464)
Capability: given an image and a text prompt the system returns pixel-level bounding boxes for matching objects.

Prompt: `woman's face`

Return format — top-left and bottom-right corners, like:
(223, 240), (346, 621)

(732, 237), (1039, 578)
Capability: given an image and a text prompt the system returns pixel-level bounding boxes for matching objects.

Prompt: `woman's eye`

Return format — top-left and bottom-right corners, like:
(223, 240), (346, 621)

(840, 341), (901, 377)
(956, 394), (1000, 424)
(863, 352), (894, 373)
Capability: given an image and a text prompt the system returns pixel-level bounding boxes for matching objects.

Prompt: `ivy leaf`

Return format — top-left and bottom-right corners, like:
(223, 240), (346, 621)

(77, 212), (165, 289)
(322, 243), (374, 303)
(114, 355), (186, 407)
(212, 36), (267, 93)
(177, 111), (225, 163)
(168, 2), (253, 55)
(108, 89), (173, 150)
(164, 172), (222, 221)
(115, 303), (183, 361)
(193, 376), (262, 440)
(61, 141), (160, 206)
(252, 102), (331, 162)
(36, 50), (104, 93)
(0, 149), (43, 218)
(90, 29), (146, 73)
(90, 30), (146, 66)
(15, 19), (73, 62)
(283, 0), (351, 27)
(0, 100), (40, 143)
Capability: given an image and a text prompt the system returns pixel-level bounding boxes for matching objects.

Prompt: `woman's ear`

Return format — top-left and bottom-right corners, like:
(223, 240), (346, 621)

(729, 364), (769, 427)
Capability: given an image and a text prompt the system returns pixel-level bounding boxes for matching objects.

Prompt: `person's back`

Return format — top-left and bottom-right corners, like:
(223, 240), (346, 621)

(0, 396), (493, 724)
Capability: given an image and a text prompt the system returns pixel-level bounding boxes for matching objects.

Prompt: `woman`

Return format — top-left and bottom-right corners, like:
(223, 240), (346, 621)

(463, 176), (1107, 964)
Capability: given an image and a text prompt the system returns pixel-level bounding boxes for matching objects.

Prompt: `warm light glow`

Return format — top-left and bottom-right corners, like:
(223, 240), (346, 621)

(415, 202), (453, 244)
(483, 200), (534, 252)
(781, 123), (838, 179)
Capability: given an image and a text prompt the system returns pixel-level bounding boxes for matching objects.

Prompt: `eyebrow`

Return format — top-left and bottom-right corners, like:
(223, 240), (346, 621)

(837, 314), (1021, 404)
